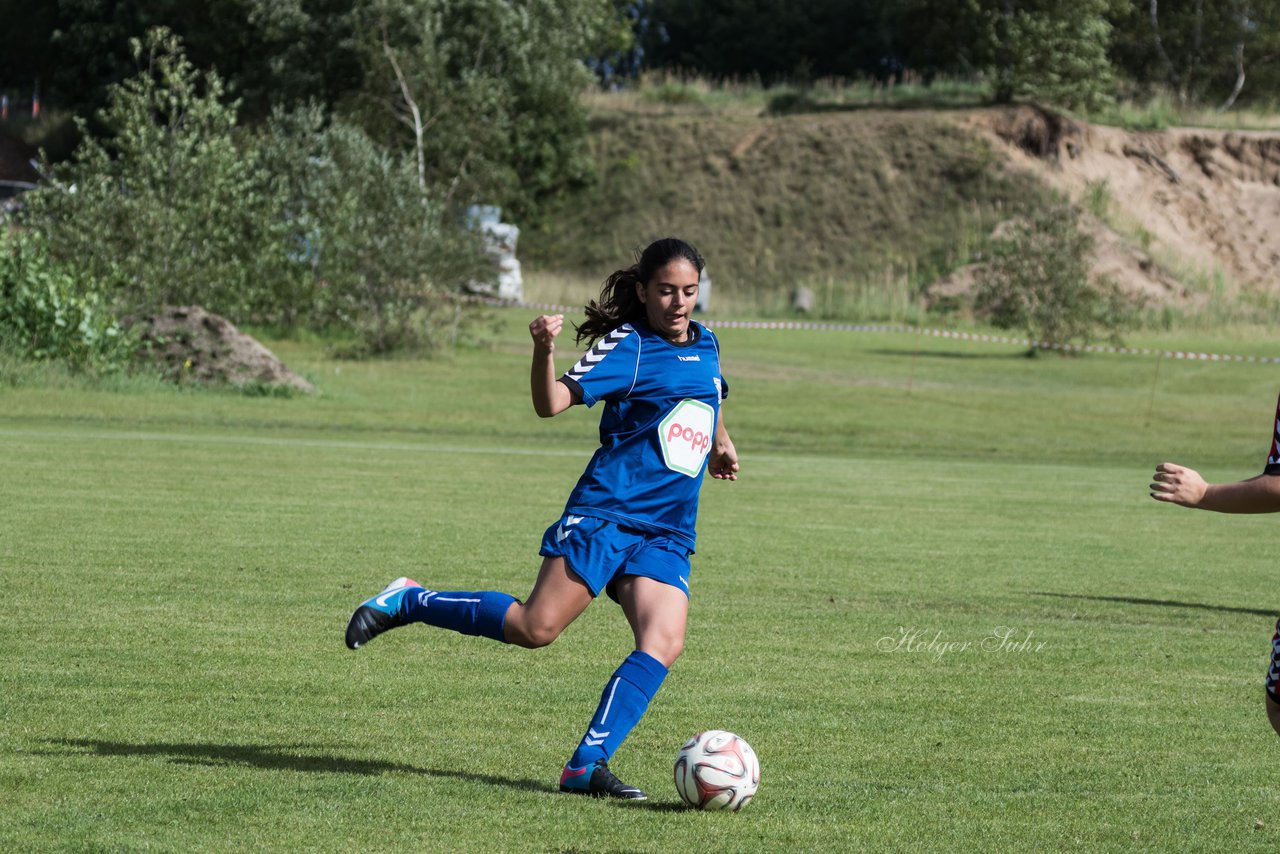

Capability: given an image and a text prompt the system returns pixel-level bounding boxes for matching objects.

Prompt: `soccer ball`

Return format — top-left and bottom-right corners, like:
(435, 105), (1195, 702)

(673, 730), (760, 810)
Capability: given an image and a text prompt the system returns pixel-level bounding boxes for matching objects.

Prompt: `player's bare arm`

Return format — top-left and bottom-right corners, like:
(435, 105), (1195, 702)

(530, 314), (576, 417)
(709, 413), (739, 481)
(1150, 462), (1280, 513)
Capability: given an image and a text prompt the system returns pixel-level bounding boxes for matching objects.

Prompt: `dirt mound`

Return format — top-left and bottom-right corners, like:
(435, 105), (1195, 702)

(986, 104), (1085, 162)
(130, 306), (314, 393)
(967, 106), (1280, 301)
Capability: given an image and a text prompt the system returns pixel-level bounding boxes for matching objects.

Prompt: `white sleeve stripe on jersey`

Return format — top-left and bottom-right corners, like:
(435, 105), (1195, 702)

(624, 335), (641, 398)
(707, 328), (728, 399)
(566, 324), (633, 381)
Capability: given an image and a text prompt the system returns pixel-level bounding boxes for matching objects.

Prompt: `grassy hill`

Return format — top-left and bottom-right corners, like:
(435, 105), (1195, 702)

(524, 106), (1048, 317)
(525, 91), (1280, 328)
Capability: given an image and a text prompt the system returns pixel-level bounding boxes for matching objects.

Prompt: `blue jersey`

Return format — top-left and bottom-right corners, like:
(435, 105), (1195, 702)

(558, 320), (728, 551)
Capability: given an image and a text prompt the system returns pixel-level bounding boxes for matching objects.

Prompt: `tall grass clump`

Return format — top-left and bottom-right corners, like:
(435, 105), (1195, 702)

(1092, 87), (1280, 132)
(585, 72), (991, 119)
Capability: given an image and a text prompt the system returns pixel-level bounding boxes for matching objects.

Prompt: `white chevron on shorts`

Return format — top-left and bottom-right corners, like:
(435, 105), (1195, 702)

(566, 325), (633, 382)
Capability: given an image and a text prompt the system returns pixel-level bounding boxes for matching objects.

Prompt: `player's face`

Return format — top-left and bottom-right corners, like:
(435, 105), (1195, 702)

(637, 259), (700, 343)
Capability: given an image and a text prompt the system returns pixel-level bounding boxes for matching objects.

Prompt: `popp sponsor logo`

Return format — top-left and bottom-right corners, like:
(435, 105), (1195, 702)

(666, 422), (711, 455)
(658, 399), (715, 477)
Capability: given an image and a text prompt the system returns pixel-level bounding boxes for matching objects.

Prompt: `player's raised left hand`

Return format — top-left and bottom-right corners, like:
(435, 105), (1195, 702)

(529, 314), (564, 353)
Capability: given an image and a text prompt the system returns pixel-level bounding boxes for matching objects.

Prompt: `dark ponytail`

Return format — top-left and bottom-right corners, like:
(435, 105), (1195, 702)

(575, 237), (705, 346)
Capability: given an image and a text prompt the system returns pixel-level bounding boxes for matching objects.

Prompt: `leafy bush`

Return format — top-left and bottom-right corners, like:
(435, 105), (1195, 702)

(974, 204), (1138, 350)
(23, 28), (491, 357)
(260, 106), (490, 355)
(22, 28), (292, 323)
(0, 228), (135, 372)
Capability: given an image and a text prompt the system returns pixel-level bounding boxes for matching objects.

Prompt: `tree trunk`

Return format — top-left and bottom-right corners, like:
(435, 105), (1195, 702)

(383, 36), (427, 194)
(1149, 0), (1181, 94)
(1220, 41), (1246, 111)
(1219, 3), (1249, 112)
(1182, 0), (1204, 106)
(994, 0), (1016, 104)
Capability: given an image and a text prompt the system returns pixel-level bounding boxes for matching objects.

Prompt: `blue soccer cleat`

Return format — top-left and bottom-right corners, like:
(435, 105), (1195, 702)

(345, 576), (421, 650)
(559, 760), (647, 801)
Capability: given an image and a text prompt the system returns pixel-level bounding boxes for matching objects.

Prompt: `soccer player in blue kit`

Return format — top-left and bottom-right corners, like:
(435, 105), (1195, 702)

(1150, 392), (1280, 740)
(345, 237), (739, 800)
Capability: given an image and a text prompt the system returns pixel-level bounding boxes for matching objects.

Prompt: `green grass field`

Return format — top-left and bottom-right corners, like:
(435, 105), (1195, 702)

(3, 312), (1280, 851)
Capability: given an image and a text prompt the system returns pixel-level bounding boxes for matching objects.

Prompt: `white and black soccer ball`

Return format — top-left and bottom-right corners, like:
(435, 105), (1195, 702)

(673, 729), (760, 810)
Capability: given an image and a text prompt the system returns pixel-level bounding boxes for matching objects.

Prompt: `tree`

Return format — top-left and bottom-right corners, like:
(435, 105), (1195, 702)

(1112, 0), (1280, 109)
(258, 105), (489, 352)
(643, 0), (883, 81)
(22, 28), (291, 320)
(879, 0), (993, 81)
(349, 0), (625, 222)
(0, 0), (361, 122)
(21, 27), (490, 347)
(974, 205), (1136, 350)
(991, 1), (1119, 111)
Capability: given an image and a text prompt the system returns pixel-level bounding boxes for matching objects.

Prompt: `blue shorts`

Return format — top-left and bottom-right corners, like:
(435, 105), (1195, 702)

(538, 514), (692, 602)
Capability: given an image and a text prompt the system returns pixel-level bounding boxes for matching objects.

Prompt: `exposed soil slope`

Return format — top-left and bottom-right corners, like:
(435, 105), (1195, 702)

(537, 103), (1280, 311)
(970, 106), (1280, 301)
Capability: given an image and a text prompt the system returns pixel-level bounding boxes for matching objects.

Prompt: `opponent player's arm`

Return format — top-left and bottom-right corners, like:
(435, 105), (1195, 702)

(1150, 462), (1280, 513)
(708, 411), (739, 481)
(529, 314), (578, 418)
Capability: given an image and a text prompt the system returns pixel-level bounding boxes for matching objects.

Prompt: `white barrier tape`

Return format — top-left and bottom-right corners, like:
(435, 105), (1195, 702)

(481, 296), (1280, 364)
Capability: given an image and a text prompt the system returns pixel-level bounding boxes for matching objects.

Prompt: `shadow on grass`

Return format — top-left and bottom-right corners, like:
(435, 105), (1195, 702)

(1036, 591), (1275, 618)
(43, 738), (550, 795)
(42, 738), (692, 810)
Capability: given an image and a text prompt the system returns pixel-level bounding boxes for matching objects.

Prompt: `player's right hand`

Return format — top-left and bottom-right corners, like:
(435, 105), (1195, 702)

(1150, 462), (1207, 507)
(529, 314), (564, 352)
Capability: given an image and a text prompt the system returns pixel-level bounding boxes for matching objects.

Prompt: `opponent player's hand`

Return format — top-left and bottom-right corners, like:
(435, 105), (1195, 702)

(709, 437), (739, 481)
(529, 314), (564, 353)
(1150, 462), (1207, 507)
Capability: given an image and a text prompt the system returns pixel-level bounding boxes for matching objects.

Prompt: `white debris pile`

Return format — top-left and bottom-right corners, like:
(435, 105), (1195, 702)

(467, 205), (523, 302)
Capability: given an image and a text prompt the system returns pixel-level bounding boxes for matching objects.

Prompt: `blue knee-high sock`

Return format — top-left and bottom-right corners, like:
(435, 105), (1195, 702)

(566, 650), (669, 770)
(402, 588), (516, 643)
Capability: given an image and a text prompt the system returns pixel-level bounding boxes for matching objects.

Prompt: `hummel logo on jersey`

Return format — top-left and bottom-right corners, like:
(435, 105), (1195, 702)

(556, 515), (585, 542)
(677, 354), (700, 362)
